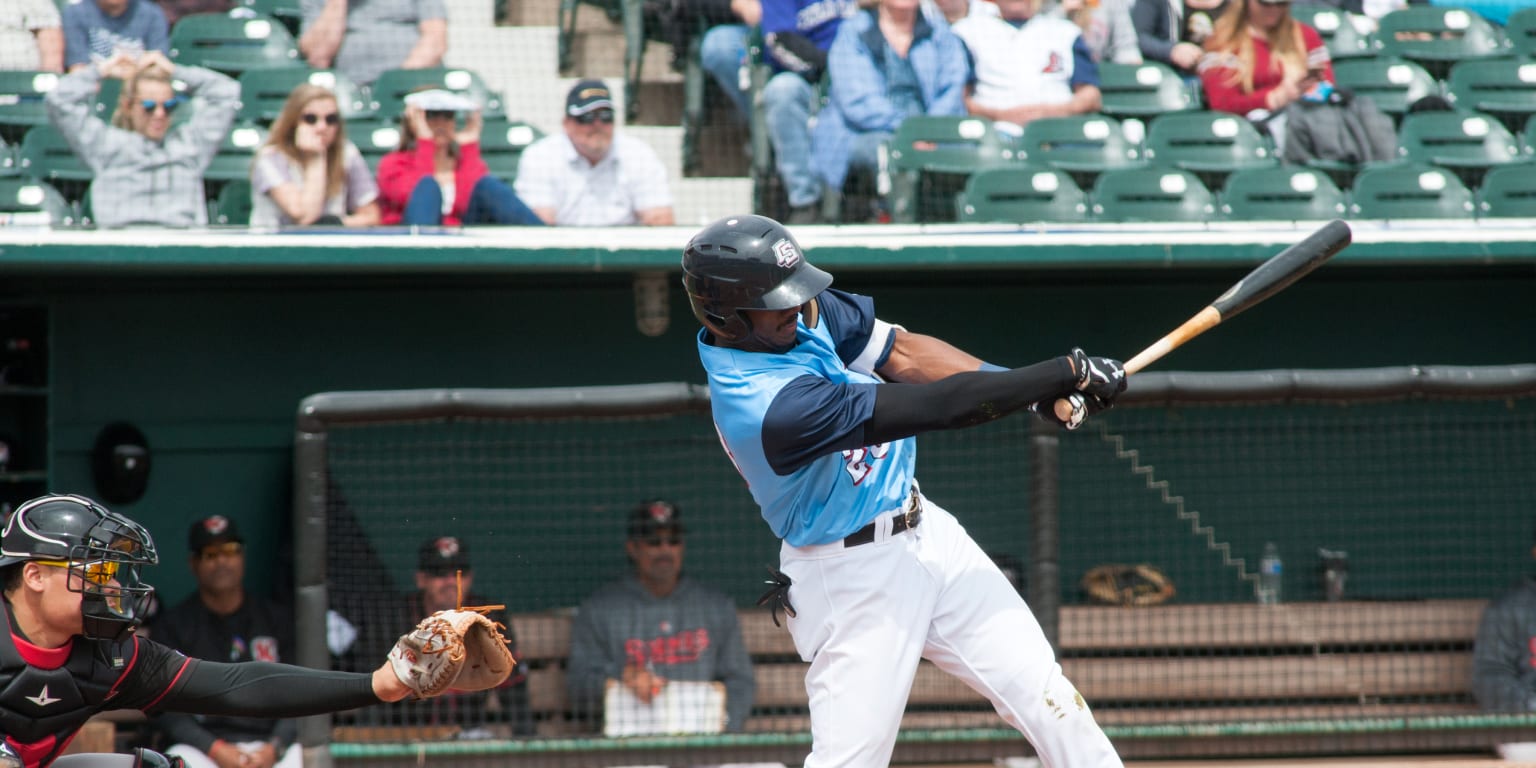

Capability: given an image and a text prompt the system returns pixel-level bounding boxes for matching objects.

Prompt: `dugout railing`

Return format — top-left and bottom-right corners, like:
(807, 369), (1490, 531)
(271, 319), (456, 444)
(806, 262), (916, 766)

(292, 365), (1536, 767)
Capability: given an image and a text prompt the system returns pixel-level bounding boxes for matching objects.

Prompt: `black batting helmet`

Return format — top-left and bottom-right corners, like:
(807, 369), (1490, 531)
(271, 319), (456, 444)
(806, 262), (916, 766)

(681, 214), (832, 343)
(0, 494), (158, 641)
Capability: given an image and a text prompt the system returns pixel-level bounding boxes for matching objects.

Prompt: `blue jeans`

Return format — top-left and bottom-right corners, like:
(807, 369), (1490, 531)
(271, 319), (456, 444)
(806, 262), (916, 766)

(763, 71), (821, 208)
(402, 176), (543, 226)
(700, 23), (751, 119)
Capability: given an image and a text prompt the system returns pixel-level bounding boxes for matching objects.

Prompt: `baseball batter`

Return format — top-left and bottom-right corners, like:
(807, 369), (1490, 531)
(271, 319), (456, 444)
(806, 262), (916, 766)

(0, 494), (499, 768)
(682, 215), (1127, 768)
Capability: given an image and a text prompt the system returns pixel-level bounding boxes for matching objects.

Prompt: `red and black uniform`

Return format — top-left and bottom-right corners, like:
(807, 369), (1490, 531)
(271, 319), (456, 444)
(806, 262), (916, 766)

(0, 599), (380, 768)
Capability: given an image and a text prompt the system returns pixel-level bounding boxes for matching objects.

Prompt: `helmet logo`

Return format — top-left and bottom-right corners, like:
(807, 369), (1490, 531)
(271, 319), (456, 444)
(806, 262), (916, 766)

(773, 239), (801, 269)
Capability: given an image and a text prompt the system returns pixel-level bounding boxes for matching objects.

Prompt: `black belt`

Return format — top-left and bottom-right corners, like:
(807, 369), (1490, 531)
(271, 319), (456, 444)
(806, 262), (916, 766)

(843, 486), (923, 547)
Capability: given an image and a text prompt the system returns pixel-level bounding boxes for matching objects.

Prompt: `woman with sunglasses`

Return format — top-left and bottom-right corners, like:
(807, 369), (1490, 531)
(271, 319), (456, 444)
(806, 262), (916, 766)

(44, 49), (237, 228)
(250, 83), (381, 228)
(375, 89), (542, 227)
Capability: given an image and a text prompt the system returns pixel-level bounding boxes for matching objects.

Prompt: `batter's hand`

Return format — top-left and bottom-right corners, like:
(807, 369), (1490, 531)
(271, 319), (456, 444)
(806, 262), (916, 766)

(1069, 348), (1127, 404)
(1030, 392), (1107, 430)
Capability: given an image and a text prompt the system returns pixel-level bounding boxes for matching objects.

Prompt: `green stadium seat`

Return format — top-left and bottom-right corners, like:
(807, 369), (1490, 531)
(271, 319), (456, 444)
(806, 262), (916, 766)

(1506, 7), (1536, 58)
(241, 0), (302, 36)
(885, 115), (1016, 223)
(1474, 162), (1536, 217)
(1333, 57), (1441, 124)
(18, 124), (91, 202)
(1446, 59), (1536, 134)
(0, 139), (18, 177)
(213, 179), (254, 225)
(1397, 109), (1524, 187)
(168, 12), (301, 74)
(350, 119), (404, 172)
(1143, 110), (1278, 189)
(0, 177), (76, 226)
(237, 67), (375, 125)
(1015, 114), (1146, 189)
(202, 123), (267, 196)
(1218, 166), (1348, 221)
(1097, 61), (1201, 121)
(1291, 6), (1375, 60)
(477, 118), (544, 185)
(0, 71), (63, 145)
(1348, 161), (1476, 219)
(369, 67), (505, 122)
(1090, 167), (1215, 222)
(956, 166), (1089, 223)
(1372, 6), (1513, 80)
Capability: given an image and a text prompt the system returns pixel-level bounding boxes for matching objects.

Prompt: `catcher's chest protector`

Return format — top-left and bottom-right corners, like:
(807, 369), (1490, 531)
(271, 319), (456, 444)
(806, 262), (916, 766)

(0, 605), (131, 767)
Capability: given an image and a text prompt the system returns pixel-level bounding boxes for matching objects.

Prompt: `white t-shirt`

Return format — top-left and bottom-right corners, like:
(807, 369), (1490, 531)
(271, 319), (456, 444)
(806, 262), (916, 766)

(952, 12), (1087, 111)
(513, 132), (673, 226)
(249, 142), (379, 228)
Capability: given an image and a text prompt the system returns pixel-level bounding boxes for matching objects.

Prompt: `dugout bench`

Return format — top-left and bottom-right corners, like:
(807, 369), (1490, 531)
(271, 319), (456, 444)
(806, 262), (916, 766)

(327, 597), (1536, 764)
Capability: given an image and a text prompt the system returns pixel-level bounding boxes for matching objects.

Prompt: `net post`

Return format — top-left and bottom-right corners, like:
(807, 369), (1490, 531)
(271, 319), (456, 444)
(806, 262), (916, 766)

(1029, 417), (1061, 649)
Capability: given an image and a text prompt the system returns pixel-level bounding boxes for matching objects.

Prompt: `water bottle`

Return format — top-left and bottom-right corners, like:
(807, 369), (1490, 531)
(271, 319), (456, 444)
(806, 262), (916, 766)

(1258, 542), (1283, 605)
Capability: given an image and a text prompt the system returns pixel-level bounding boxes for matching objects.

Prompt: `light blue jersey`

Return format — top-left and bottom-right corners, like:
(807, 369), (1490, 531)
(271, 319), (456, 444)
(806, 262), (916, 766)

(698, 289), (915, 547)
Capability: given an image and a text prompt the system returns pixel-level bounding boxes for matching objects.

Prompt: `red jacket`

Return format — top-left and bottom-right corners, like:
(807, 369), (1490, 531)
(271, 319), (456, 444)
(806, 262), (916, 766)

(1200, 23), (1332, 116)
(376, 139), (489, 225)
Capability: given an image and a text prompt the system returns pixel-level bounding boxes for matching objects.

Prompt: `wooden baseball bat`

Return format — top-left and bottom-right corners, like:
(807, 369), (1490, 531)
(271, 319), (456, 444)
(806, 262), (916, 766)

(1055, 219), (1353, 421)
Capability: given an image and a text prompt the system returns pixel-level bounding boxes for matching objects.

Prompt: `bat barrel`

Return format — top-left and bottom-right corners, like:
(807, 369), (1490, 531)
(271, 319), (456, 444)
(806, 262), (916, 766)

(1210, 219), (1351, 321)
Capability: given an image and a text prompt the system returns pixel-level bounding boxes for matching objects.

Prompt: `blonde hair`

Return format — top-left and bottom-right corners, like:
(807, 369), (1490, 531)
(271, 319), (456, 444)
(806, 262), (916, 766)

(1204, 0), (1307, 94)
(264, 84), (349, 199)
(111, 65), (174, 131)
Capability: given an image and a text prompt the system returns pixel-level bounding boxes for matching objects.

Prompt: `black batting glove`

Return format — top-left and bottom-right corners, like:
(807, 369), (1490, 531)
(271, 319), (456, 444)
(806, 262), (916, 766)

(1028, 392), (1110, 431)
(1069, 348), (1128, 405)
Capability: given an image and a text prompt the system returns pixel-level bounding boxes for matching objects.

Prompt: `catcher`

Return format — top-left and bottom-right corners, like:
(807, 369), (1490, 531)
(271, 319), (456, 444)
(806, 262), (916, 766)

(0, 494), (515, 768)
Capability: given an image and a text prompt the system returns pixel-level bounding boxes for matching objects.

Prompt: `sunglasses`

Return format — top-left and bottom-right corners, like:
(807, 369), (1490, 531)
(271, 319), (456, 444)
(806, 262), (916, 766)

(425, 110), (457, 120)
(639, 535), (683, 548)
(574, 109), (615, 125)
(198, 542), (244, 561)
(35, 558), (120, 585)
(301, 113), (341, 126)
(140, 97), (182, 114)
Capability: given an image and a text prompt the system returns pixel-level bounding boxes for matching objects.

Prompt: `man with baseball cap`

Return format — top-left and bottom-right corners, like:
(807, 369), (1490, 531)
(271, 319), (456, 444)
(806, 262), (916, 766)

(513, 79), (676, 226)
(152, 516), (300, 768)
(567, 500), (755, 734)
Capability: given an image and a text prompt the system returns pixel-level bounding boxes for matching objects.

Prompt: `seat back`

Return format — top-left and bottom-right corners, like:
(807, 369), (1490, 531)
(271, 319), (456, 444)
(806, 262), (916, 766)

(1476, 162), (1536, 217)
(213, 178), (253, 225)
(1097, 61), (1201, 120)
(237, 67), (375, 125)
(203, 122), (268, 185)
(1218, 166), (1347, 221)
(957, 166), (1089, 223)
(1144, 111), (1277, 187)
(1333, 57), (1441, 122)
(240, 0), (303, 36)
(1397, 110), (1523, 169)
(1090, 167), (1215, 222)
(1446, 59), (1536, 133)
(1505, 7), (1536, 58)
(370, 67), (506, 121)
(168, 12), (300, 74)
(1016, 114), (1146, 179)
(1348, 162), (1475, 219)
(1291, 6), (1375, 60)
(1373, 6), (1512, 78)
(351, 119), (404, 172)
(18, 124), (92, 198)
(0, 71), (62, 144)
(887, 115), (1014, 174)
(477, 118), (545, 184)
(0, 177), (75, 226)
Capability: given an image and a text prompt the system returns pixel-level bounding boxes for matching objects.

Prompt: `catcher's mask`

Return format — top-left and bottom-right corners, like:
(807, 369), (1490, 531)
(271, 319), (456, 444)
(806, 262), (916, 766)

(681, 214), (832, 351)
(0, 494), (159, 641)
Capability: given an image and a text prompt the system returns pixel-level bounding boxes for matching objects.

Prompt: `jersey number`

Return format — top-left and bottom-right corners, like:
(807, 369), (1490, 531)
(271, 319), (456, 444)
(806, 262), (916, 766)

(842, 443), (889, 484)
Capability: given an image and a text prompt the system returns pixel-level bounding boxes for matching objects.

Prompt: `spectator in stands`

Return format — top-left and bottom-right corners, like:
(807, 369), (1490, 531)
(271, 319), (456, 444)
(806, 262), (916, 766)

(46, 49), (238, 227)
(698, 0), (763, 120)
(1051, 0), (1143, 64)
(758, 0), (859, 224)
(375, 89), (540, 226)
(155, 0), (235, 29)
(810, 0), (967, 219)
(1471, 525), (1536, 713)
(1, 0), (65, 73)
(952, 0), (1101, 135)
(355, 536), (534, 737)
(62, 0), (169, 73)
(514, 80), (674, 226)
(150, 515), (301, 768)
(251, 83), (381, 228)
(1131, 0), (1226, 78)
(298, 0), (446, 87)
(567, 500), (755, 734)
(1197, 0), (1332, 142)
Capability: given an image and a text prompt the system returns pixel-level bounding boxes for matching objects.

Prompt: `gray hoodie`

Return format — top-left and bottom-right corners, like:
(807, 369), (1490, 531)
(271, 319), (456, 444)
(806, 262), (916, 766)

(46, 64), (237, 228)
(1472, 576), (1536, 712)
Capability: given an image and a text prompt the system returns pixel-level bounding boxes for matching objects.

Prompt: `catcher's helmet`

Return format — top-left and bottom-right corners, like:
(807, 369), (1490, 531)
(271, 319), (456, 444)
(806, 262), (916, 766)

(0, 494), (159, 641)
(681, 214), (832, 343)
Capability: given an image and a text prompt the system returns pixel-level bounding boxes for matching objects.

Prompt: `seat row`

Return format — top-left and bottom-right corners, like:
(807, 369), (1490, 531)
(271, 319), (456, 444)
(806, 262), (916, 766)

(955, 162), (1533, 223)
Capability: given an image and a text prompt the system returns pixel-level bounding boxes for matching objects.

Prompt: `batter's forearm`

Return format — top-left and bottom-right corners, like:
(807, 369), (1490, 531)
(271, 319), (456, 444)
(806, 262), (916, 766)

(876, 330), (987, 384)
(865, 358), (1076, 444)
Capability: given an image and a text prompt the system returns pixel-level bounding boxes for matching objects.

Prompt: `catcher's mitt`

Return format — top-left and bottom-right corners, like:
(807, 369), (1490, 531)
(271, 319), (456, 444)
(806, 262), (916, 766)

(388, 606), (516, 698)
(1081, 563), (1176, 607)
